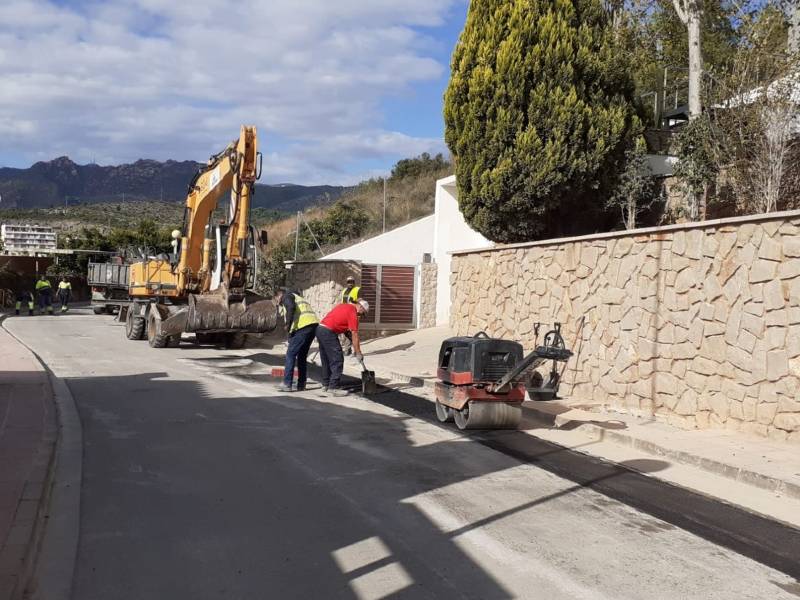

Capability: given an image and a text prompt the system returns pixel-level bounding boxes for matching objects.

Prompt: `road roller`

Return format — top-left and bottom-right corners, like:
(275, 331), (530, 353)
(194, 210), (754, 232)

(434, 324), (573, 430)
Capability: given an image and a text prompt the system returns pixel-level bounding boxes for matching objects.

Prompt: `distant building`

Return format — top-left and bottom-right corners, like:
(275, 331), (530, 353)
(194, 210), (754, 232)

(1, 224), (58, 254)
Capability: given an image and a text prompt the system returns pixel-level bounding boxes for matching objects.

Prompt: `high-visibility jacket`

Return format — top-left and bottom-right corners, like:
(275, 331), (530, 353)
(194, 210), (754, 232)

(279, 293), (319, 333)
(58, 281), (72, 291)
(341, 285), (360, 304)
(35, 279), (52, 292)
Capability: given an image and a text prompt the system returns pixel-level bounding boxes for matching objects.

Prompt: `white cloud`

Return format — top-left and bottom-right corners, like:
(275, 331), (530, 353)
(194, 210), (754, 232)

(0, 0), (458, 184)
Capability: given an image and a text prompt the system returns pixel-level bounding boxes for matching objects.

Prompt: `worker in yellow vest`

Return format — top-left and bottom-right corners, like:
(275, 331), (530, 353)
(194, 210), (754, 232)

(341, 276), (360, 304)
(341, 276), (361, 355)
(15, 290), (34, 316)
(274, 288), (319, 392)
(35, 276), (54, 315)
(58, 277), (72, 312)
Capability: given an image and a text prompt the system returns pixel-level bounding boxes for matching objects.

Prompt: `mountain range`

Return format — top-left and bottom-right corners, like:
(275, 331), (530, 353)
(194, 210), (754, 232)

(0, 157), (346, 213)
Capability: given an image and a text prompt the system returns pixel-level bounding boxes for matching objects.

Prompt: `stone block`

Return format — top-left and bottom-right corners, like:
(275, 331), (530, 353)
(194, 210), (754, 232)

(726, 417), (743, 431)
(773, 413), (800, 432)
(674, 390), (698, 415)
(768, 427), (789, 442)
(778, 397), (800, 413)
(699, 303), (715, 321)
(703, 235), (719, 258)
(675, 268), (697, 293)
(749, 259), (777, 283)
(698, 335), (726, 361)
(765, 326), (786, 350)
(708, 393), (730, 419)
(764, 279), (786, 311)
(671, 360), (688, 378)
(742, 397), (758, 422)
(729, 400), (744, 420)
(727, 345), (752, 371)
(758, 383), (779, 403)
(743, 302), (765, 317)
(766, 350), (789, 381)
(784, 239), (800, 257)
(757, 237), (782, 261)
(673, 231), (687, 256)
(740, 313), (764, 339)
(757, 401), (778, 425)
(691, 356), (718, 376)
(696, 411), (711, 429)
(778, 261), (800, 280)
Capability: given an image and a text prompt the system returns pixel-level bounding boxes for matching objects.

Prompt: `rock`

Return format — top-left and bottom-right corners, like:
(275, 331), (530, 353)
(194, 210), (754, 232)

(672, 231), (687, 256)
(763, 279), (786, 311)
(778, 261), (800, 280)
(766, 350), (789, 381)
(778, 397), (800, 413)
(703, 235), (719, 258)
(749, 259), (777, 283)
(768, 427), (789, 442)
(742, 397), (757, 421)
(729, 400), (744, 420)
(708, 394), (730, 419)
(727, 345), (752, 371)
(784, 239), (800, 257)
(686, 230), (704, 259)
(740, 313), (764, 338)
(773, 412), (800, 432)
(757, 237), (782, 261)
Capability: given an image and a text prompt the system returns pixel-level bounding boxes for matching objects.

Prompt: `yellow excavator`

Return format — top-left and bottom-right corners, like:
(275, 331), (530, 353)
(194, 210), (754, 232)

(123, 125), (277, 348)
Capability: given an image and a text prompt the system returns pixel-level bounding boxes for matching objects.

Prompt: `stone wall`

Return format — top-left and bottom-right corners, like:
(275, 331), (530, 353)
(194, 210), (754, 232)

(285, 260), (360, 319)
(450, 211), (800, 443)
(418, 263), (438, 329)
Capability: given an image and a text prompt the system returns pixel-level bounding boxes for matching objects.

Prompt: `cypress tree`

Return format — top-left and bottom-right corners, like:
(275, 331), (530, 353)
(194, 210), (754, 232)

(444, 0), (638, 243)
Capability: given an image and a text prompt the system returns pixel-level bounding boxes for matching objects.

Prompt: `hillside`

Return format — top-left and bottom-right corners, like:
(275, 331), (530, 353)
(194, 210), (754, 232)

(260, 153), (452, 290)
(0, 156), (346, 212)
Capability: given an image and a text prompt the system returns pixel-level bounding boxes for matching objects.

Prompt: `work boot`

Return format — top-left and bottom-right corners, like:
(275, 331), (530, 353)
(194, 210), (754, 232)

(275, 384), (293, 393)
(331, 389), (350, 397)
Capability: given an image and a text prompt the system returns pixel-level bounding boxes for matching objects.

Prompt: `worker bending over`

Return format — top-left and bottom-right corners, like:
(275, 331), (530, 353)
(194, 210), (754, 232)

(274, 288), (319, 393)
(58, 277), (72, 312)
(35, 276), (54, 315)
(316, 299), (369, 396)
(15, 290), (34, 316)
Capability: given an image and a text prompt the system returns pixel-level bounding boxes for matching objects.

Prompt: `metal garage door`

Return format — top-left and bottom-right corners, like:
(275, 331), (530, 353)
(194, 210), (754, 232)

(359, 264), (416, 329)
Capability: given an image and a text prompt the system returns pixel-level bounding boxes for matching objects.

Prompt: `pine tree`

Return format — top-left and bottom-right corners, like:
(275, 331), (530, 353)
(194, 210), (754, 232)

(443, 0), (637, 243)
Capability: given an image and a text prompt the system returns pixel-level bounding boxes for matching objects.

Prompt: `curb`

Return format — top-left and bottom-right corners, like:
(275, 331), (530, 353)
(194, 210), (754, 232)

(522, 403), (800, 501)
(0, 317), (58, 600)
(360, 359), (800, 503)
(0, 318), (82, 600)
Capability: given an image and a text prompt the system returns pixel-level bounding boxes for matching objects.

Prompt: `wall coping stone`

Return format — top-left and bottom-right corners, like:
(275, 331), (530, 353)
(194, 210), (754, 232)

(450, 208), (800, 257)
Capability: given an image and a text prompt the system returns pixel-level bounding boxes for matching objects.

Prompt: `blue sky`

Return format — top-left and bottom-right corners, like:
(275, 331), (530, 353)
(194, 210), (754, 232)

(0, 0), (470, 185)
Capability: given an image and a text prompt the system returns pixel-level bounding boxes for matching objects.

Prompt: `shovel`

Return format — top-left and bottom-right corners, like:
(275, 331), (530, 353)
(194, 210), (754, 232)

(358, 356), (378, 395)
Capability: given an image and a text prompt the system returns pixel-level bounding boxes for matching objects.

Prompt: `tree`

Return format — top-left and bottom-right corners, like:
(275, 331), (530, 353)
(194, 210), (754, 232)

(670, 0), (704, 119)
(444, 0), (637, 243)
(607, 138), (657, 229)
(672, 116), (716, 220)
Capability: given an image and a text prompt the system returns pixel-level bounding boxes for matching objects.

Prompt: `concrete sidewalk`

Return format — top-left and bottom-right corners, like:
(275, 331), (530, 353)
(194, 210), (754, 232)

(259, 326), (800, 527)
(0, 321), (58, 600)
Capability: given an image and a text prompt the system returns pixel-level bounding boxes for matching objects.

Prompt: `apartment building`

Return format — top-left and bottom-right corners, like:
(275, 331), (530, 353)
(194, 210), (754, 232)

(1, 223), (58, 254)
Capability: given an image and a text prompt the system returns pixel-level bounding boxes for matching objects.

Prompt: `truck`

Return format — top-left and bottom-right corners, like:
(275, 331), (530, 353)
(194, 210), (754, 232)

(123, 125), (276, 348)
(88, 258), (130, 315)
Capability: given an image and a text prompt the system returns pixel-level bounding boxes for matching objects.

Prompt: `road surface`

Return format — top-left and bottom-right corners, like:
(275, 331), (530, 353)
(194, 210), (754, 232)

(5, 310), (799, 600)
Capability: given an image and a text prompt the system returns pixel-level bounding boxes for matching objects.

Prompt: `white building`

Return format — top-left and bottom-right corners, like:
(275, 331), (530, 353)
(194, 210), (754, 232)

(321, 175), (493, 326)
(1, 224), (58, 254)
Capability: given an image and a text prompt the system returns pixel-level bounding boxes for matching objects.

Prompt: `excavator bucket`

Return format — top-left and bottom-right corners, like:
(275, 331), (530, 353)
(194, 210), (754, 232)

(187, 291), (278, 333)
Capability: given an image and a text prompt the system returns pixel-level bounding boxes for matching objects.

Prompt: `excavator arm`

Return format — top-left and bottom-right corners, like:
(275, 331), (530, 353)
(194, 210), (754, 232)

(177, 125), (260, 296)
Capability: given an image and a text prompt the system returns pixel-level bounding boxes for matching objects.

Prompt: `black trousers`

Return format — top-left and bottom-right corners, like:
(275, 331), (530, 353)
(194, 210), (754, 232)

(316, 326), (344, 389)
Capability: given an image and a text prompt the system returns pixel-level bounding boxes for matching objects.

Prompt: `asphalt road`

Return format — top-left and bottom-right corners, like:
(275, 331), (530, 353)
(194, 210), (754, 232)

(5, 310), (800, 600)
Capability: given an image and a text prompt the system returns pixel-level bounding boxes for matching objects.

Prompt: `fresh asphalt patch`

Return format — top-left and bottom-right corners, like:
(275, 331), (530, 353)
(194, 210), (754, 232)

(182, 352), (800, 582)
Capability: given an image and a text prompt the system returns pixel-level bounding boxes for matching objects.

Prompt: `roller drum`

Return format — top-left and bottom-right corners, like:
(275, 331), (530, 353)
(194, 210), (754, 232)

(454, 401), (521, 430)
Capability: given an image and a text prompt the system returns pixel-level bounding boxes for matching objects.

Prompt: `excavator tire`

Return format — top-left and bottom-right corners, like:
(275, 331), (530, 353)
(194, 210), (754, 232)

(167, 335), (181, 348)
(224, 332), (247, 350)
(125, 310), (145, 340)
(147, 312), (169, 348)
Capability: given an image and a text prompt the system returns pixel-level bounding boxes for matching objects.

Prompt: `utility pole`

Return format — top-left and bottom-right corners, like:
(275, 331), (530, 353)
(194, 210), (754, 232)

(294, 211), (301, 260)
(382, 177), (387, 233)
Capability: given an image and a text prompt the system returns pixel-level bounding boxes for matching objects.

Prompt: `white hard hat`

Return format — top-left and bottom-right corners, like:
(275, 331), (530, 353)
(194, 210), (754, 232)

(358, 299), (370, 312)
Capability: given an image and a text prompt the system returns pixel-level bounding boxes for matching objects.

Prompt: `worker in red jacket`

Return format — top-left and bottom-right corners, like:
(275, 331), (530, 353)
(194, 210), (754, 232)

(315, 299), (370, 396)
